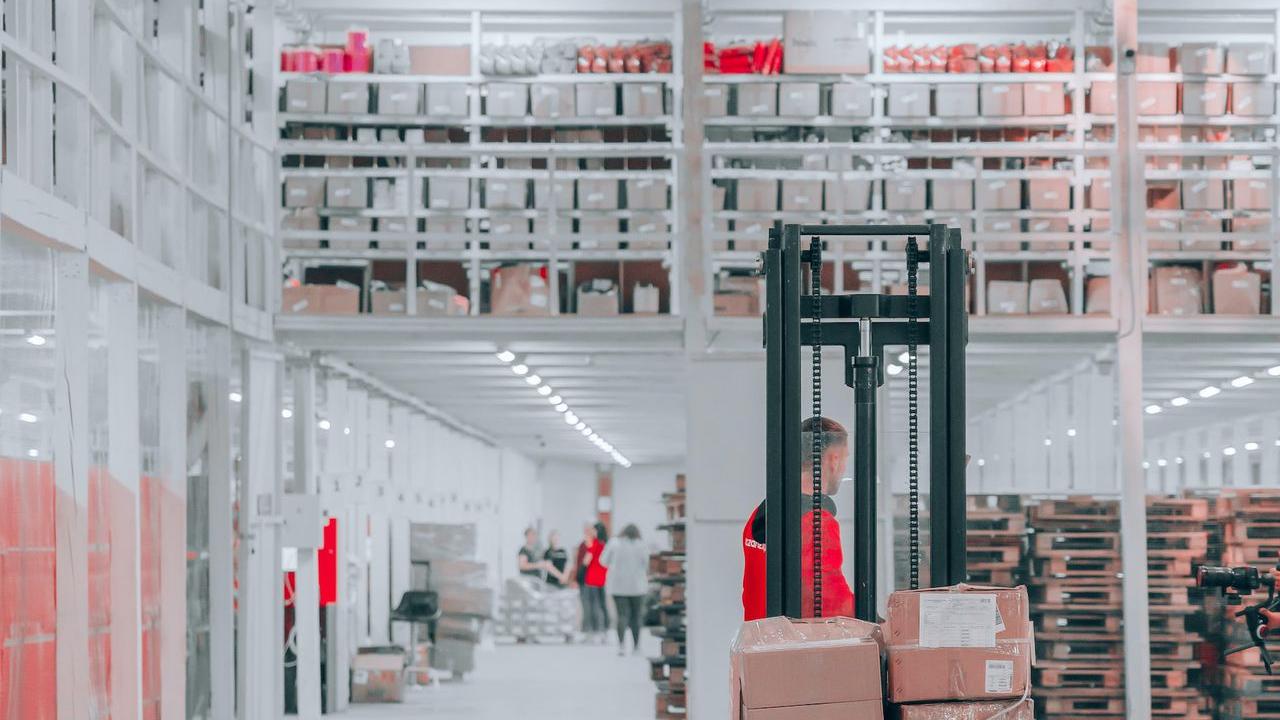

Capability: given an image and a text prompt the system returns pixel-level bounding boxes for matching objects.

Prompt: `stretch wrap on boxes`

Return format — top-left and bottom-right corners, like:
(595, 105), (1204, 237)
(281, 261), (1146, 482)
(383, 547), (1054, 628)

(898, 699), (1034, 720)
(495, 576), (579, 640)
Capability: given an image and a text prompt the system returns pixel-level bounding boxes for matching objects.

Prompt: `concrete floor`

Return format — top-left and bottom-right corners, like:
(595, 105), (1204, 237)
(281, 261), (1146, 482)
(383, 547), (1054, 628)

(343, 633), (660, 719)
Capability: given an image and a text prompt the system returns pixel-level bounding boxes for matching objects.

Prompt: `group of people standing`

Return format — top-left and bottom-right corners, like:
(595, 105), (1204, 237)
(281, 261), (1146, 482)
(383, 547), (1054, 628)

(517, 521), (650, 655)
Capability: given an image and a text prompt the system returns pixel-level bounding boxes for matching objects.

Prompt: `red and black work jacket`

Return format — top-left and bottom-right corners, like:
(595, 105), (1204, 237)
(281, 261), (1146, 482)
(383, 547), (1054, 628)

(741, 495), (855, 620)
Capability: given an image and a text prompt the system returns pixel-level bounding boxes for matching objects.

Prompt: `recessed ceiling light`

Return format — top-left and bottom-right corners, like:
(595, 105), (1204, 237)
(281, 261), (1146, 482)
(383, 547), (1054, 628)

(581, 427), (592, 436)
(1231, 376), (1254, 388)
(977, 458), (986, 467)
(525, 374), (541, 385)
(537, 385), (552, 396)
(318, 419), (331, 430)
(18, 413), (38, 423)
(887, 364), (903, 376)
(281, 408), (293, 419)
(1043, 438), (1052, 446)
(555, 403), (569, 412)
(25, 334), (46, 346)
(1170, 396), (1189, 407)
(1202, 451), (1212, 459)
(1223, 447), (1237, 456)
(496, 350), (516, 363)
(1066, 428), (1077, 437)
(1142, 461), (1150, 469)
(1175, 457), (1184, 464)
(575, 422), (586, 430)
(1198, 386), (1220, 398)
(229, 392), (242, 403)
(512, 364), (529, 376)
(385, 439), (396, 449)
(548, 395), (562, 405)
(1268, 365), (1280, 377)
(1245, 442), (1260, 451)
(27, 448), (38, 458)
(1157, 459), (1168, 467)
(1144, 404), (1162, 415)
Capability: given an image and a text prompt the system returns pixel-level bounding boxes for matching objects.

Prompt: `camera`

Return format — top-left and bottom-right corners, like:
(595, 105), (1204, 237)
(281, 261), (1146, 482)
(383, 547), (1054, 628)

(1197, 564), (1266, 595)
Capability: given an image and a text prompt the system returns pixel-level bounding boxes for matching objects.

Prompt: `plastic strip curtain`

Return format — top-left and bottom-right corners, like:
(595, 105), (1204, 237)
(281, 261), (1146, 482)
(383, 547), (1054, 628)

(87, 278), (112, 719)
(0, 231), (59, 719)
(185, 318), (219, 720)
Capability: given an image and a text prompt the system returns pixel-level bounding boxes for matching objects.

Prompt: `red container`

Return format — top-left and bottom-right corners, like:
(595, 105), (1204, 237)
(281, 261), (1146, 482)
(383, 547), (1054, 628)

(322, 48), (345, 73)
(346, 48), (370, 73)
(294, 47), (321, 73)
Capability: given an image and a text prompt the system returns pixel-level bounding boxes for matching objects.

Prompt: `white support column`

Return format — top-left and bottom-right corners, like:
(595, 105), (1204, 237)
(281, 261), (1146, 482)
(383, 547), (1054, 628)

(1231, 424), (1251, 486)
(1207, 426), (1225, 488)
(679, 0), (708, 351)
(291, 361), (322, 720)
(1260, 416), (1280, 487)
(207, 329), (235, 720)
(157, 303), (187, 720)
(1047, 383), (1071, 490)
(1181, 431), (1202, 489)
(389, 407), (414, 649)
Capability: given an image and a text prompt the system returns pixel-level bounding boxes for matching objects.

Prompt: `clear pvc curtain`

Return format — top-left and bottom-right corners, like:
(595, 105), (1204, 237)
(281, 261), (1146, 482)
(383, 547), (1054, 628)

(137, 299), (164, 719)
(86, 277), (112, 719)
(0, 228), (59, 719)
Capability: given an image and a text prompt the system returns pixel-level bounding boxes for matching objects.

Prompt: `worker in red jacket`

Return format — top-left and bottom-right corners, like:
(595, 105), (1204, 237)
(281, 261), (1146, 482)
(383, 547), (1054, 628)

(742, 416), (854, 620)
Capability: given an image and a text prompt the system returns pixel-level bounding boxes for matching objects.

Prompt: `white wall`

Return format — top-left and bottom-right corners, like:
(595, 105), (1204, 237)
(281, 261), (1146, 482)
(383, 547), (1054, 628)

(538, 459), (684, 549)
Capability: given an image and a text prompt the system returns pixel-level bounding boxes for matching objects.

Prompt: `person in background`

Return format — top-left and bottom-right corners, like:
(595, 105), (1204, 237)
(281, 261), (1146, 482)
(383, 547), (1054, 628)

(518, 527), (549, 578)
(582, 521), (611, 644)
(543, 530), (571, 588)
(601, 523), (650, 656)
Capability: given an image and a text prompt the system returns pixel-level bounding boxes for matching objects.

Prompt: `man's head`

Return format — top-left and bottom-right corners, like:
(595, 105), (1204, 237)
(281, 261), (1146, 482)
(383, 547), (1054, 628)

(524, 527), (538, 546)
(548, 530), (560, 547)
(801, 416), (848, 496)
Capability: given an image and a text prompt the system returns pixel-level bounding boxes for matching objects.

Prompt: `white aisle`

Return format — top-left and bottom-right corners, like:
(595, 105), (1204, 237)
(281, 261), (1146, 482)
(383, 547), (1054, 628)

(343, 633), (661, 720)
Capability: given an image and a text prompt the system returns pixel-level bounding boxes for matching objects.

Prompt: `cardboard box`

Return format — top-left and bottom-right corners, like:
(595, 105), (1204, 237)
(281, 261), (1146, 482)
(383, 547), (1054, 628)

(486, 83), (528, 117)
(440, 587), (494, 617)
(490, 264), (550, 316)
(629, 212), (666, 234)
(1232, 179), (1271, 209)
(978, 179), (1020, 210)
(1024, 82), (1066, 116)
(326, 177), (368, 209)
(1183, 179), (1225, 210)
(425, 216), (466, 235)
(409, 45), (470, 76)
(899, 700), (1034, 720)
(371, 285), (468, 316)
(1213, 265), (1262, 315)
(575, 82), (617, 117)
(1085, 276), (1110, 315)
(1147, 181), (1181, 210)
(987, 281), (1029, 315)
(484, 213), (529, 236)
(377, 82), (421, 115)
(1089, 178), (1112, 209)
(1028, 178), (1070, 210)
(531, 84), (574, 119)
(329, 216), (373, 233)
(426, 84), (468, 116)
(830, 83), (872, 117)
(778, 83), (820, 116)
(428, 177), (469, 210)
(626, 178), (668, 210)
(1182, 81), (1227, 115)
(824, 178), (872, 212)
(781, 180), (823, 211)
(1177, 43), (1225, 74)
(935, 84), (978, 117)
(889, 84), (930, 117)
(483, 179), (526, 209)
(737, 179), (779, 211)
(326, 82), (369, 114)
(885, 178), (926, 211)
(284, 79), (326, 114)
(1231, 82), (1276, 116)
(980, 84), (1023, 116)
(715, 292), (758, 316)
(1227, 43), (1273, 75)
(931, 180), (973, 211)
(281, 285), (360, 315)
(885, 585), (1033, 703)
(622, 83), (665, 116)
(782, 11), (871, 74)
(376, 218), (408, 233)
(1137, 82), (1177, 115)
(351, 650), (404, 703)
(283, 208), (321, 231)
(578, 179), (619, 210)
(577, 280), (619, 316)
(533, 179), (573, 209)
(634, 284), (660, 314)
(737, 83), (778, 116)
(1137, 42), (1172, 72)
(284, 177), (325, 207)
(1089, 81), (1117, 114)
(703, 85), (730, 116)
(1029, 279), (1068, 314)
(1153, 266), (1203, 316)
(731, 616), (883, 720)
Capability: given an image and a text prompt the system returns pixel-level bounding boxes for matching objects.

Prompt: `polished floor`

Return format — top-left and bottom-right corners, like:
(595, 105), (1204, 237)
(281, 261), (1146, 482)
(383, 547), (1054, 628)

(343, 633), (660, 719)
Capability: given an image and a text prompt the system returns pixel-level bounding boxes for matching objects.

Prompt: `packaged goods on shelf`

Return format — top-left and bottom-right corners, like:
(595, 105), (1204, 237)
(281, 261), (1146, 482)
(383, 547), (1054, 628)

(1137, 42), (1172, 72)
(1136, 82), (1177, 115)
(285, 177), (325, 207)
(780, 180), (822, 211)
(1089, 80), (1117, 114)
(634, 284), (660, 314)
(1147, 181), (1180, 210)
(482, 213), (529, 236)
(1152, 266), (1204, 316)
(281, 283), (361, 315)
(577, 279), (620, 316)
(427, 178), (469, 210)
(1182, 81), (1228, 115)
(326, 81), (370, 114)
(830, 82), (873, 117)
(484, 83), (528, 117)
(736, 83), (778, 116)
(1212, 264), (1262, 314)
(888, 83), (930, 117)
(408, 45), (470, 75)
(1024, 81), (1066, 115)
(736, 179), (779, 211)
(714, 274), (762, 316)
(481, 179), (527, 210)
(1227, 43), (1274, 74)
(1231, 82), (1276, 115)
(1085, 276), (1110, 314)
(978, 179), (1021, 210)
(533, 179), (573, 209)
(629, 213), (666, 235)
(705, 39), (782, 75)
(885, 178), (927, 211)
(931, 179), (973, 211)
(625, 178), (669, 210)
(495, 576), (577, 641)
(373, 38), (409, 74)
(577, 179), (619, 209)
(329, 216), (373, 233)
(577, 216), (620, 247)
(731, 616), (883, 720)
(351, 649), (405, 703)
(576, 82), (617, 117)
(1027, 178), (1070, 211)
(703, 85), (730, 116)
(825, 178), (872, 212)
(376, 218), (408, 233)
(980, 83), (1023, 116)
(884, 41), (1072, 74)
(778, 83), (820, 116)
(622, 83), (665, 116)
(1231, 178), (1273, 210)
(283, 79), (326, 113)
(283, 208), (321, 231)
(898, 699), (1033, 720)
(884, 585), (1032, 704)
(575, 42), (672, 74)
(935, 84), (979, 117)
(326, 178), (368, 209)
(1028, 279), (1068, 315)
(1182, 179), (1225, 210)
(370, 281), (470, 316)
(987, 281), (1029, 315)
(781, 11), (870, 74)
(1176, 43), (1225, 73)
(375, 82), (420, 115)
(425, 84), (468, 116)
(490, 264), (551, 316)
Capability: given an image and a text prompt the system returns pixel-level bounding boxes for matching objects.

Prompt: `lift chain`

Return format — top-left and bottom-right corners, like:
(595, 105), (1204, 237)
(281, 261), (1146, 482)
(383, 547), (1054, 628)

(906, 237), (921, 590)
(809, 236), (823, 616)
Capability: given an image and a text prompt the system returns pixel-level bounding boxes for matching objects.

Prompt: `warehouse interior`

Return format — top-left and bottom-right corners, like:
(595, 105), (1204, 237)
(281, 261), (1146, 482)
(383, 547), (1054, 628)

(3, 0), (1280, 718)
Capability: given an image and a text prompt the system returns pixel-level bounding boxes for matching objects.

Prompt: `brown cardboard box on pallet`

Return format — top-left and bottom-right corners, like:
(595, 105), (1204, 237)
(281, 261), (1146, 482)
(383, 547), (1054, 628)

(490, 265), (551, 316)
(1152, 266), (1203, 316)
(409, 46), (470, 75)
(987, 281), (1029, 315)
(830, 83), (873, 117)
(1231, 82), (1276, 116)
(899, 699), (1034, 720)
(281, 285), (360, 315)
(1213, 264), (1262, 315)
(935, 84), (978, 117)
(351, 651), (405, 703)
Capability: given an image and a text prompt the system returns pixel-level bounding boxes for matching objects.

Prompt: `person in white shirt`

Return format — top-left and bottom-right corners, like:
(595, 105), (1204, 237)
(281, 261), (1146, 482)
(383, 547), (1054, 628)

(600, 524), (650, 655)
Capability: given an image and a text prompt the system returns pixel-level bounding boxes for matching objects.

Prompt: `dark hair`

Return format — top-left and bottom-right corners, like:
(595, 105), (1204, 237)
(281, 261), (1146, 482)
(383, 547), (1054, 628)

(621, 523), (641, 541)
(594, 521), (608, 542)
(802, 416), (848, 450)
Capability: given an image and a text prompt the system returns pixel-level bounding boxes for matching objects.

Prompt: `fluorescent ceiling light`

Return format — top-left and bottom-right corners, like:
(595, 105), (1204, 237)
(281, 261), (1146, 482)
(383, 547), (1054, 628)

(977, 458), (986, 467)
(1231, 376), (1254, 388)
(1245, 442), (1260, 451)
(318, 419), (331, 430)
(229, 392), (242, 403)
(537, 385), (552, 396)
(581, 427), (592, 436)
(575, 422), (586, 430)
(1268, 365), (1280, 377)
(1142, 461), (1150, 469)
(1157, 459), (1168, 467)
(525, 374), (541, 385)
(886, 364), (903, 376)
(1144, 404), (1162, 415)
(548, 395), (562, 405)
(344, 427), (351, 435)
(385, 439), (396, 449)
(564, 414), (577, 425)
(512, 364), (529, 376)
(1175, 457), (1184, 464)
(18, 413), (38, 423)
(281, 408), (293, 419)
(1198, 386), (1220, 398)
(496, 350), (516, 363)
(1170, 396), (1189, 407)
(555, 403), (569, 413)
(1066, 428), (1077, 437)
(1202, 451), (1212, 459)
(1223, 447), (1237, 456)
(27, 449), (38, 458)
(1043, 438), (1052, 446)
(25, 334), (46, 346)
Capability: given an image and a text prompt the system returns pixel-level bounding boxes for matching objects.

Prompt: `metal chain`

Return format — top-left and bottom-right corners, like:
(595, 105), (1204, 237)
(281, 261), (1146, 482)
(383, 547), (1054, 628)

(809, 236), (823, 616)
(906, 237), (921, 590)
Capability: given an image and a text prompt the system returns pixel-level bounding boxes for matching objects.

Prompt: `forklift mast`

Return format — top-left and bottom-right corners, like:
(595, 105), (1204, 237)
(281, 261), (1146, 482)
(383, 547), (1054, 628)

(763, 223), (970, 622)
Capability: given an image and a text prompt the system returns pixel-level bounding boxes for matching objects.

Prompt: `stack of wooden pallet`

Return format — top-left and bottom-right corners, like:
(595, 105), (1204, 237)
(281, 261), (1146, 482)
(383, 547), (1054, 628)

(1027, 497), (1126, 720)
(1212, 489), (1280, 720)
(966, 494), (1027, 586)
(1146, 496), (1212, 720)
(649, 474), (688, 719)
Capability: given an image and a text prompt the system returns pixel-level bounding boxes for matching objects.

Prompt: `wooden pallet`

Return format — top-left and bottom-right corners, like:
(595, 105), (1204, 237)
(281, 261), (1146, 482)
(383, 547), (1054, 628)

(1224, 542), (1280, 565)
(967, 567), (1018, 586)
(969, 494), (1024, 513)
(1037, 611), (1122, 635)
(1147, 556), (1193, 579)
(663, 492), (686, 522)
(1034, 556), (1121, 578)
(1035, 663), (1124, 689)
(1147, 532), (1209, 558)
(1150, 666), (1189, 690)
(1041, 691), (1125, 715)
(1032, 582), (1123, 607)
(1226, 521), (1280, 543)
(1037, 636), (1125, 661)
(1150, 691), (1210, 715)
(1221, 666), (1280, 695)
(1219, 696), (1280, 719)
(655, 690), (687, 719)
(1147, 497), (1211, 522)
(1034, 532), (1122, 556)
(1028, 498), (1120, 526)
(968, 546), (1024, 566)
(1149, 640), (1197, 661)
(1148, 586), (1190, 607)
(1218, 490), (1280, 518)
(968, 513), (1027, 535)
(1148, 613), (1191, 635)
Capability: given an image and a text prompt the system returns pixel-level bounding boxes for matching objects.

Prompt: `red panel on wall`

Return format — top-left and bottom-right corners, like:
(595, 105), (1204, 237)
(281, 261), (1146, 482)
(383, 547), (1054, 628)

(319, 518), (338, 607)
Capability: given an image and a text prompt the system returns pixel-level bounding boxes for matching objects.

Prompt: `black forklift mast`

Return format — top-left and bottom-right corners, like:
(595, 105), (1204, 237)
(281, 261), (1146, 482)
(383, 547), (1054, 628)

(763, 223), (970, 622)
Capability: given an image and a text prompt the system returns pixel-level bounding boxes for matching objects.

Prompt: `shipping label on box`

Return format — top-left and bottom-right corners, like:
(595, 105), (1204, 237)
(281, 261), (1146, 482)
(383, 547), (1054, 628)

(778, 83), (820, 116)
(888, 84), (929, 117)
(428, 177), (470, 209)
(426, 84), (469, 116)
(1137, 82), (1177, 115)
(329, 215), (373, 233)
(284, 177), (325, 208)
(980, 83), (1023, 116)
(577, 179), (619, 210)
(1227, 43), (1274, 75)
(622, 83), (665, 117)
(575, 82), (617, 117)
(884, 178), (926, 211)
(934, 84), (978, 117)
(781, 180), (823, 211)
(486, 83), (528, 117)
(736, 83), (778, 116)
(377, 82), (421, 115)
(284, 80), (326, 114)
(629, 212), (666, 234)
(326, 177), (368, 209)
(782, 11), (871, 74)
(1028, 178), (1070, 210)
(978, 179), (1021, 210)
(531, 84), (574, 119)
(1182, 81), (1227, 115)
(1177, 43), (1225, 74)
(326, 82), (370, 114)
(703, 85), (729, 117)
(830, 83), (872, 117)
(1232, 82), (1276, 116)
(930, 179), (973, 211)
(1024, 82), (1066, 116)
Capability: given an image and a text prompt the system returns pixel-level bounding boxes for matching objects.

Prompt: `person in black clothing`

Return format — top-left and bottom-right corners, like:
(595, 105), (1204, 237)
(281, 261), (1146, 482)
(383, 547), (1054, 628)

(518, 527), (549, 578)
(543, 530), (571, 588)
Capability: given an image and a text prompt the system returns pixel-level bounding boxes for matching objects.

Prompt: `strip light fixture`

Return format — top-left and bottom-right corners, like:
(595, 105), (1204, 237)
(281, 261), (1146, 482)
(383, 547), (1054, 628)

(1149, 360), (1280, 413)
(495, 349), (631, 467)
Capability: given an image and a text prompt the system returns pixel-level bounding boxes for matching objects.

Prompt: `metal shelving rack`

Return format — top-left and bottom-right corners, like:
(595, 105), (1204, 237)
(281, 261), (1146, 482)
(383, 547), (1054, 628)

(274, 10), (684, 316)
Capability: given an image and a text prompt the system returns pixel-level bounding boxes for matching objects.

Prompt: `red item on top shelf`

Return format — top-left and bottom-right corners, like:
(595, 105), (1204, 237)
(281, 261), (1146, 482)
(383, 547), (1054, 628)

(321, 48), (345, 73)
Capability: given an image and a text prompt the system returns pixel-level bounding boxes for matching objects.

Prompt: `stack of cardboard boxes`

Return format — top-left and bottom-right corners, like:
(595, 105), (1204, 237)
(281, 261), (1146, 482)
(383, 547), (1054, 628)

(651, 475), (689, 719)
(408, 523), (492, 679)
